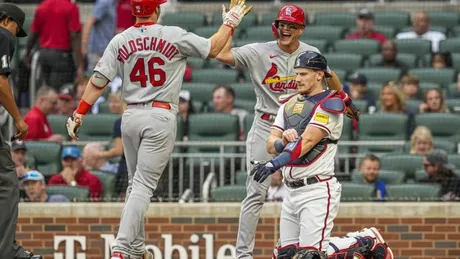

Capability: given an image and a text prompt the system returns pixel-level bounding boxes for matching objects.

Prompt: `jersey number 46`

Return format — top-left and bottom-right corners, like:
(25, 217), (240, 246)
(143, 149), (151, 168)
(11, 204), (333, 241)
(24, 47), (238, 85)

(130, 57), (166, 87)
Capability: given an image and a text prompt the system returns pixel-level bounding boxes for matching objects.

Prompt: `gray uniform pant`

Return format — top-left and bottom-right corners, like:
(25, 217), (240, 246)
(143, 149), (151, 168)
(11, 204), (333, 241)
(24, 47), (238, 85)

(112, 105), (176, 258)
(236, 114), (274, 259)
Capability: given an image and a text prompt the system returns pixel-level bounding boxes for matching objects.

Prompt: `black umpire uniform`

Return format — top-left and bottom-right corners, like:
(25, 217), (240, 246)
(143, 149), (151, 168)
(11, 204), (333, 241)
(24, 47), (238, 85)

(0, 3), (41, 259)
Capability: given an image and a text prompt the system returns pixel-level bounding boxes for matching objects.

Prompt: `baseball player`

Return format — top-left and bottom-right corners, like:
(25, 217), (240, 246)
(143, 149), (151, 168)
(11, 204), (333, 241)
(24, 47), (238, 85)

(65, 0), (252, 258)
(250, 51), (391, 259)
(0, 3), (42, 259)
(215, 5), (359, 259)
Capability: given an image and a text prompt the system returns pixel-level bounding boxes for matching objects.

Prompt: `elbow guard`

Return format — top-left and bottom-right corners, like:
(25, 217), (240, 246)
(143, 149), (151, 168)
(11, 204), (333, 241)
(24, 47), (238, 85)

(90, 72), (110, 89)
(284, 137), (303, 162)
(274, 139), (285, 153)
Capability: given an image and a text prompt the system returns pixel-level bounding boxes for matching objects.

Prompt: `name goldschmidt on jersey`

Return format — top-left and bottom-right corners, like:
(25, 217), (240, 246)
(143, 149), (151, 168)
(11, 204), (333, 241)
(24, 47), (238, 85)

(116, 36), (180, 63)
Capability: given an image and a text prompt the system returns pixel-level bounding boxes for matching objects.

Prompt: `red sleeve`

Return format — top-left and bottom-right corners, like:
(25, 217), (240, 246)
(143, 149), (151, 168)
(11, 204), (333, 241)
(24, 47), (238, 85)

(48, 174), (65, 185)
(378, 34), (387, 45)
(69, 4), (82, 32)
(30, 8), (41, 34)
(24, 114), (44, 140)
(89, 175), (103, 201)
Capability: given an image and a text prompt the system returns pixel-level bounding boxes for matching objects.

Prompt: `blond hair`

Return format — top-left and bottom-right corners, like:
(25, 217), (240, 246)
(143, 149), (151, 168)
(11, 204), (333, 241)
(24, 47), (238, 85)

(410, 126), (434, 155)
(380, 81), (407, 112)
(424, 88), (450, 113)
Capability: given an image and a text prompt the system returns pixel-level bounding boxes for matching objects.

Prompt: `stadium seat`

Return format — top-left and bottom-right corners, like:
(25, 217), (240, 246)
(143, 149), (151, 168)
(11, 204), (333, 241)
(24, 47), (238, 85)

(399, 26), (447, 35)
(25, 141), (62, 178)
(406, 99), (422, 112)
(340, 183), (376, 202)
(193, 26), (220, 38)
(25, 155), (36, 170)
(188, 113), (239, 153)
(205, 58), (225, 69)
(232, 83), (257, 102)
(235, 171), (247, 185)
(78, 114), (120, 141)
(324, 53), (363, 73)
(450, 53), (460, 71)
(187, 57), (206, 69)
(192, 69), (239, 84)
(47, 115), (70, 140)
(161, 12), (206, 31)
(408, 68), (455, 89)
(302, 25), (345, 45)
(449, 155), (460, 169)
(211, 185), (247, 202)
(367, 53), (418, 69)
(244, 113), (255, 139)
(414, 169), (427, 182)
(380, 154), (424, 180)
(374, 11), (410, 29)
(332, 69), (347, 82)
(418, 82), (441, 92)
(212, 12), (258, 30)
(46, 185), (90, 202)
(447, 83), (460, 98)
(414, 113), (460, 141)
(333, 39), (380, 57)
(357, 113), (408, 153)
(234, 39), (259, 47)
(352, 100), (368, 114)
(403, 139), (457, 154)
(386, 184), (441, 201)
(355, 68), (401, 84)
(245, 26), (276, 41)
(374, 25), (396, 39)
(452, 26), (460, 37)
(351, 170), (405, 185)
(338, 117), (353, 153)
(174, 115), (184, 153)
(367, 83), (382, 101)
(314, 12), (356, 27)
(90, 170), (117, 201)
(394, 39), (431, 57)
(98, 102), (110, 114)
(234, 100), (256, 112)
(427, 12), (459, 30)
(303, 39), (328, 54)
(446, 99), (460, 113)
(260, 11), (281, 26)
(439, 38), (460, 54)
(182, 83), (215, 108)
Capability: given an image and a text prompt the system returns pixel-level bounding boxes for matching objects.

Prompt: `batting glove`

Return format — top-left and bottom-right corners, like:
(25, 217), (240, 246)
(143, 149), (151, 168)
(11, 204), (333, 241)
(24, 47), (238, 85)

(222, 0), (251, 29)
(338, 91), (360, 121)
(250, 160), (277, 183)
(66, 112), (84, 140)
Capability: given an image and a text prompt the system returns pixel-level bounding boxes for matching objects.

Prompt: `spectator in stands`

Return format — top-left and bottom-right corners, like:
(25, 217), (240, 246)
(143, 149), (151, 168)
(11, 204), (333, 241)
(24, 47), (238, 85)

(379, 81), (407, 113)
(419, 88), (449, 113)
(22, 170), (69, 202)
(346, 8), (386, 45)
(81, 0), (116, 74)
(347, 72), (376, 112)
(24, 87), (65, 142)
(48, 146), (103, 200)
(359, 154), (386, 201)
(212, 85), (248, 140)
(25, 0), (84, 89)
(57, 84), (75, 117)
(178, 90), (194, 140)
(116, 0), (135, 33)
(376, 40), (408, 73)
(399, 74), (420, 100)
(420, 149), (460, 201)
(266, 170), (287, 202)
(396, 11), (446, 52)
(409, 126), (434, 156)
(431, 52), (452, 69)
(82, 142), (119, 174)
(11, 140), (34, 199)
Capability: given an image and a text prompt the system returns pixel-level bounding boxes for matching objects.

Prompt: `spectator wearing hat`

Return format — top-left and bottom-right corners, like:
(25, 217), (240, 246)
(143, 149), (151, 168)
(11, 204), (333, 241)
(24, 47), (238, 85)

(11, 140), (33, 179)
(48, 146), (103, 200)
(347, 72), (376, 112)
(57, 84), (76, 117)
(346, 8), (387, 45)
(419, 149), (460, 201)
(22, 170), (69, 203)
(178, 90), (195, 140)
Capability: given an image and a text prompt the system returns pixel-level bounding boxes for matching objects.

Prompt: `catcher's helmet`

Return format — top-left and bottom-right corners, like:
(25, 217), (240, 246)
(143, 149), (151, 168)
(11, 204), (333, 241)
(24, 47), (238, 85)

(272, 5), (305, 38)
(131, 0), (167, 17)
(294, 51), (331, 78)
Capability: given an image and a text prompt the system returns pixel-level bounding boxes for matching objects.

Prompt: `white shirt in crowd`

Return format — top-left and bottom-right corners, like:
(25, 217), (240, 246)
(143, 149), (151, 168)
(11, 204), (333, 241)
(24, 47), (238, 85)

(396, 30), (446, 52)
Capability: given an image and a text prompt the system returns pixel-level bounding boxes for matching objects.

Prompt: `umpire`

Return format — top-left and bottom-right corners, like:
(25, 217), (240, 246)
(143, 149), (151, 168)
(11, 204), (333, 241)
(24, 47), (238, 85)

(0, 3), (42, 259)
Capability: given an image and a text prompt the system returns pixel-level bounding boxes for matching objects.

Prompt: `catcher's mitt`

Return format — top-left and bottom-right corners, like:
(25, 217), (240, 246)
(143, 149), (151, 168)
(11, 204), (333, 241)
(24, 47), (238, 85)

(292, 250), (327, 259)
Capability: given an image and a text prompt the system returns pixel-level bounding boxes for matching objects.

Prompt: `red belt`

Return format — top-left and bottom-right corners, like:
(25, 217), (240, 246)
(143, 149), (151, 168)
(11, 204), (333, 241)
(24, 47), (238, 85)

(128, 101), (171, 110)
(261, 113), (275, 121)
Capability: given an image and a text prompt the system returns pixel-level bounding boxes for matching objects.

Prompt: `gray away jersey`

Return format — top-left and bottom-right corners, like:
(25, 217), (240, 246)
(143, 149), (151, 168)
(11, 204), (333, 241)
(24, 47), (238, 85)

(95, 23), (211, 113)
(231, 41), (320, 116)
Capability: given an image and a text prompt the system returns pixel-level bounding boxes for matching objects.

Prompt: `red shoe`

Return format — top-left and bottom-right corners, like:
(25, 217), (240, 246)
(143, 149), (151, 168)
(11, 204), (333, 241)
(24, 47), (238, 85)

(111, 252), (125, 259)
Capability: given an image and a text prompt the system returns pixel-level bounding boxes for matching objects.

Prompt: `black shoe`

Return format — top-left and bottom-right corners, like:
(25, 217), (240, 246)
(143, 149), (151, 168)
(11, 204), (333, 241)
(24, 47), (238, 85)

(15, 250), (43, 259)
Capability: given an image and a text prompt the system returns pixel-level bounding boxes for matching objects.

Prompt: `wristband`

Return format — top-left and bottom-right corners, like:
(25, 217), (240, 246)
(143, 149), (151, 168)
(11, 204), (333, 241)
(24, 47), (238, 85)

(223, 23), (235, 36)
(76, 100), (93, 115)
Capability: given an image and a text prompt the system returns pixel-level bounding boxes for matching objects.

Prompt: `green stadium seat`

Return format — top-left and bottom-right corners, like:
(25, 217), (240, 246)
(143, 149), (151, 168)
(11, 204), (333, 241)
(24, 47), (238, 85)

(418, 82), (441, 92)
(98, 102), (110, 114)
(449, 155), (460, 169)
(205, 58), (225, 69)
(367, 53), (417, 69)
(174, 115), (184, 152)
(302, 25), (345, 45)
(351, 170), (405, 185)
(211, 185), (247, 202)
(450, 53), (460, 71)
(244, 113), (255, 139)
(447, 83), (460, 98)
(47, 115), (70, 140)
(380, 154), (424, 180)
(25, 141), (62, 178)
(90, 170), (117, 201)
(446, 99), (460, 113)
(324, 53), (362, 73)
(452, 26), (460, 37)
(414, 169), (427, 182)
(333, 39), (380, 57)
(260, 11), (281, 26)
(408, 68), (455, 89)
(394, 39), (431, 57)
(303, 39), (328, 54)
(232, 83), (256, 102)
(374, 25), (396, 39)
(212, 12), (258, 29)
(46, 185), (90, 202)
(245, 26), (275, 41)
(352, 100), (368, 114)
(187, 57), (206, 69)
(338, 117), (353, 153)
(406, 99), (422, 112)
(367, 83), (382, 101)
(314, 12), (355, 27)
(332, 69), (347, 82)
(234, 100), (256, 112)
(25, 155), (37, 170)
(427, 12), (459, 30)
(340, 183), (376, 202)
(78, 114), (120, 141)
(399, 26), (447, 35)
(234, 39), (259, 47)
(188, 113), (239, 153)
(235, 171), (247, 185)
(386, 184), (441, 201)
(439, 38), (460, 54)
(193, 26), (220, 38)
(192, 69), (239, 84)
(415, 113), (460, 141)
(358, 113), (408, 153)
(182, 82), (214, 107)
(355, 68), (401, 84)
(161, 12), (205, 31)
(374, 12), (410, 29)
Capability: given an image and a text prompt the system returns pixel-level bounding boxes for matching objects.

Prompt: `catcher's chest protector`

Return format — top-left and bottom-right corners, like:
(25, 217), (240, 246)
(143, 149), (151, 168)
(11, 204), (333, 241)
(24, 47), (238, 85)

(282, 90), (336, 166)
